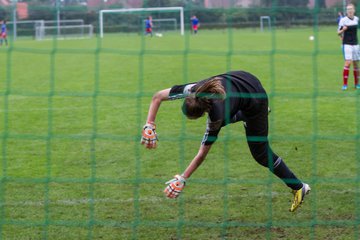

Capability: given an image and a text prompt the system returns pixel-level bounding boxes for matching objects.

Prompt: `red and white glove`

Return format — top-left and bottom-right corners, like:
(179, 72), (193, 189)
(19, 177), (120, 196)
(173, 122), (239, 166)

(164, 174), (186, 199)
(141, 122), (158, 149)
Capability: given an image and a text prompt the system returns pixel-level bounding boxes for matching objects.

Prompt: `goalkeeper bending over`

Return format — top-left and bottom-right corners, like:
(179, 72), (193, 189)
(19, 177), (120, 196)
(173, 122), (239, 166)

(141, 70), (310, 212)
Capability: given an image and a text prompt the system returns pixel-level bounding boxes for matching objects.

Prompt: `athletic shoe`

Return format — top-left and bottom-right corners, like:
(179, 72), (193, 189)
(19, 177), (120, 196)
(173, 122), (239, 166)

(290, 183), (311, 212)
(356, 84), (360, 89)
(342, 85), (348, 90)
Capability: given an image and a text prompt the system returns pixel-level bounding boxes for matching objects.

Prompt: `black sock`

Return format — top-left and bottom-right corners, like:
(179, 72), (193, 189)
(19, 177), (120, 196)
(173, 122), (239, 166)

(272, 157), (303, 190)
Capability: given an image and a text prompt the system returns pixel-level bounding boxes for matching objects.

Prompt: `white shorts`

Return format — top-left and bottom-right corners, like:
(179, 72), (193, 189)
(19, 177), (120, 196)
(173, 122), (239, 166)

(343, 44), (360, 61)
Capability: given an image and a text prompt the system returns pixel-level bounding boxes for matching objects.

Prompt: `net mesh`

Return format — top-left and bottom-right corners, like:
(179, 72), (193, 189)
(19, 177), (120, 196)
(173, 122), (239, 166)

(0, 0), (359, 239)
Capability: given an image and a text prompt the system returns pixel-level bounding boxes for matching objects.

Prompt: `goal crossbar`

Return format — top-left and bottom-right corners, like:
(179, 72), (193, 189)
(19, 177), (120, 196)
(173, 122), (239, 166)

(99, 7), (184, 37)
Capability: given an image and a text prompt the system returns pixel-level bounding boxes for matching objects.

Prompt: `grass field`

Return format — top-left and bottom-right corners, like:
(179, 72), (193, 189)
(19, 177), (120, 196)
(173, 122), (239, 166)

(0, 26), (359, 239)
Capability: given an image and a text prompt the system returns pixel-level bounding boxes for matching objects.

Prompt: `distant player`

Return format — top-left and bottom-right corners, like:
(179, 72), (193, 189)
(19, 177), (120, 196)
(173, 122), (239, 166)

(141, 70), (311, 212)
(190, 16), (199, 34)
(0, 20), (8, 47)
(337, 11), (344, 25)
(338, 3), (360, 90)
(145, 16), (153, 37)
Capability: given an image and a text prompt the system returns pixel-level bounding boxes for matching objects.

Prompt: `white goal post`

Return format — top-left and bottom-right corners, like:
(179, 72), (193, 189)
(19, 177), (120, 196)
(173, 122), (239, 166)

(99, 7), (184, 38)
(8, 19), (87, 39)
(35, 24), (94, 40)
(260, 16), (271, 32)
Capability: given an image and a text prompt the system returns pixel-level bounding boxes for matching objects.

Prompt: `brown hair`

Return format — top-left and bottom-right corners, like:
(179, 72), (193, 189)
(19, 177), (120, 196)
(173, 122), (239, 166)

(182, 77), (226, 119)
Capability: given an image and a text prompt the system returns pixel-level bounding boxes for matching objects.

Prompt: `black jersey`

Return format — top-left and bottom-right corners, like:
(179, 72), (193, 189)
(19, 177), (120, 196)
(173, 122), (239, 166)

(169, 71), (268, 145)
(338, 16), (359, 45)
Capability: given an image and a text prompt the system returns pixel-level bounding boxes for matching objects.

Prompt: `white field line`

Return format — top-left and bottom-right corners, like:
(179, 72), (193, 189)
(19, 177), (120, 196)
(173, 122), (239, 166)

(1, 188), (358, 207)
(0, 106), (94, 112)
(1, 193), (280, 207)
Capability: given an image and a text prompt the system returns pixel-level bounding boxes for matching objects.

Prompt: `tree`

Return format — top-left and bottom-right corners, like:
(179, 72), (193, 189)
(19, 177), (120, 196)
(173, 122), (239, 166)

(260, 0), (309, 7)
(142, 0), (203, 8)
(143, 0), (171, 7)
(317, 0), (326, 8)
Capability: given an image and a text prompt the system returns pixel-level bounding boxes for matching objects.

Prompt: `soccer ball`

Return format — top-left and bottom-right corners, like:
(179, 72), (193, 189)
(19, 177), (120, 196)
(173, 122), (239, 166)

(309, 36), (314, 41)
(155, 33), (163, 37)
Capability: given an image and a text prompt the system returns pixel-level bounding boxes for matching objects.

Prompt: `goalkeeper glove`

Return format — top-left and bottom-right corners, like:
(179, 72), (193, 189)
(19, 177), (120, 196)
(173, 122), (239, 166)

(141, 122), (158, 149)
(164, 174), (186, 199)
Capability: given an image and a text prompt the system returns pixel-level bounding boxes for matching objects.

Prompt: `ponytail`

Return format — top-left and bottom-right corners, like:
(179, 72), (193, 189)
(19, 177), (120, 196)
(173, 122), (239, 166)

(182, 77), (226, 119)
(195, 77), (226, 99)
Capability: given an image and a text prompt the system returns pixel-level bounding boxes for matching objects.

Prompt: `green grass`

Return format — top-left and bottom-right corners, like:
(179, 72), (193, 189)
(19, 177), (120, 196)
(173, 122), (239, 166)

(0, 26), (359, 239)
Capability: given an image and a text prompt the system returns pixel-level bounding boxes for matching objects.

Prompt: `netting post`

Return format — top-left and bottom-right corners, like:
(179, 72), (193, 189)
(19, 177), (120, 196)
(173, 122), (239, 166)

(0, 34), (13, 240)
(12, 0), (17, 41)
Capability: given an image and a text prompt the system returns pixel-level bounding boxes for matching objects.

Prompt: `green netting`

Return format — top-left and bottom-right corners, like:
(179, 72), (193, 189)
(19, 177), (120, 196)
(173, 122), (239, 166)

(0, 0), (359, 239)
